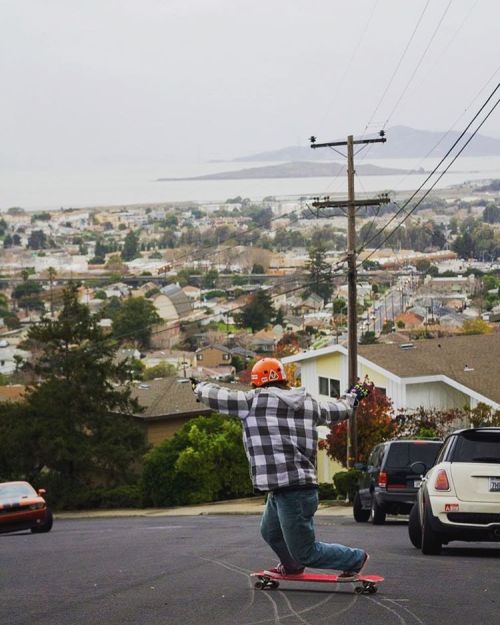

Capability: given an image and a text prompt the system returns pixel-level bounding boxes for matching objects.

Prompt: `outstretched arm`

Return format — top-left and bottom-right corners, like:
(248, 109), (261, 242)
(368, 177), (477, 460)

(315, 392), (357, 426)
(315, 379), (373, 425)
(193, 381), (255, 420)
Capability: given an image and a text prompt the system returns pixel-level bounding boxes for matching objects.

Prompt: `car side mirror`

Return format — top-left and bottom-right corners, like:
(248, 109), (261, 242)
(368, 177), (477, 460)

(38, 488), (46, 496)
(410, 461), (427, 476)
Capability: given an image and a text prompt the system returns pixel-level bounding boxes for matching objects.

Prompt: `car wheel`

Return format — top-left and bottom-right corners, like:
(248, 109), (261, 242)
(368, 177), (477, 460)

(353, 493), (370, 522)
(371, 498), (386, 525)
(421, 502), (441, 555)
(408, 504), (422, 548)
(31, 509), (53, 534)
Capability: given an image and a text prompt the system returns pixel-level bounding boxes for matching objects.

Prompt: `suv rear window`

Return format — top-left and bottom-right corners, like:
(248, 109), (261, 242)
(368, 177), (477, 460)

(385, 442), (441, 469)
(451, 431), (500, 463)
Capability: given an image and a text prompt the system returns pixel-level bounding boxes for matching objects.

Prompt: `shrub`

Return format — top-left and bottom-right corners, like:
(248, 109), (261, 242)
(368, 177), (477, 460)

(142, 415), (253, 507)
(317, 482), (337, 501)
(97, 485), (143, 509)
(333, 470), (362, 500)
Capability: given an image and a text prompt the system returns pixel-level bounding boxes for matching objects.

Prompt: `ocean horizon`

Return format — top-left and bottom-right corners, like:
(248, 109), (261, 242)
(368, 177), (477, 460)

(1, 155), (499, 212)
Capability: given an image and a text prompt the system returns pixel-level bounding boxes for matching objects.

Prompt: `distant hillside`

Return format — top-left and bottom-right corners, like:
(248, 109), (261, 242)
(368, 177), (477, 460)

(232, 126), (500, 161)
(158, 161), (420, 181)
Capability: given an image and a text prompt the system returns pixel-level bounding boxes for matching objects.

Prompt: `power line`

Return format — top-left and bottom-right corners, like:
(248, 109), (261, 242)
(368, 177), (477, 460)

(358, 90), (500, 265)
(382, 0), (453, 128)
(358, 80), (500, 254)
(362, 0), (431, 136)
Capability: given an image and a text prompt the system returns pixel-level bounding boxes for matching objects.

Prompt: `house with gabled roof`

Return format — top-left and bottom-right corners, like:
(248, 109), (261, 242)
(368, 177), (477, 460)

(283, 333), (500, 411)
(129, 377), (247, 446)
(195, 343), (232, 368)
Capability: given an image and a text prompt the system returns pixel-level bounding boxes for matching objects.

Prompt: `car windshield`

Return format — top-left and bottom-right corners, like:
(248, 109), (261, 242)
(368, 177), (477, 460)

(385, 442), (441, 470)
(452, 431), (500, 463)
(0, 482), (37, 500)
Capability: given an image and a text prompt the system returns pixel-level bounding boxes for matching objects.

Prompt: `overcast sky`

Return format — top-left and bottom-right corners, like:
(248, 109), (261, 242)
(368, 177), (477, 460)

(1, 0), (499, 171)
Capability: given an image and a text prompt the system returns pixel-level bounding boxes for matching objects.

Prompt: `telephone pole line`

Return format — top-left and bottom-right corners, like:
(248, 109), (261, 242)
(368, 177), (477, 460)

(310, 132), (388, 467)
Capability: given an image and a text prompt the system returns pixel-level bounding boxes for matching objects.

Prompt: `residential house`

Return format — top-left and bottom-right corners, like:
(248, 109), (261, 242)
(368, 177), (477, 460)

(195, 344), (233, 368)
(291, 293), (324, 316)
(182, 285), (201, 301)
(394, 311), (424, 330)
(130, 378), (247, 446)
(283, 315), (303, 333)
(283, 333), (500, 412)
(250, 328), (279, 354)
(283, 333), (500, 480)
(152, 284), (193, 322)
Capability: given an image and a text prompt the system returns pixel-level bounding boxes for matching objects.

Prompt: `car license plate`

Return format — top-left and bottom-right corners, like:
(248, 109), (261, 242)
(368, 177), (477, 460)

(414, 480), (422, 488)
(489, 477), (500, 492)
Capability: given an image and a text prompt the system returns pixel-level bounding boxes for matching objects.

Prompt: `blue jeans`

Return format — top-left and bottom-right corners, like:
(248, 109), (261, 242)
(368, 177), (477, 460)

(260, 488), (365, 572)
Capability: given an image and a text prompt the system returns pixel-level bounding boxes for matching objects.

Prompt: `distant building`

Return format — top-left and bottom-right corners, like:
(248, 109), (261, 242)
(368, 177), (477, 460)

(195, 344), (232, 368)
(152, 284), (193, 323)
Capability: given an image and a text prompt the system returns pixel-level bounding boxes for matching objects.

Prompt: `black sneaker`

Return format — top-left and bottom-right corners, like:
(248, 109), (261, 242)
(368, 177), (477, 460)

(338, 552), (370, 581)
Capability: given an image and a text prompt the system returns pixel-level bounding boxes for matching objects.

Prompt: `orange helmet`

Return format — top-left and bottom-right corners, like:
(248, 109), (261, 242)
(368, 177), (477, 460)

(251, 358), (287, 387)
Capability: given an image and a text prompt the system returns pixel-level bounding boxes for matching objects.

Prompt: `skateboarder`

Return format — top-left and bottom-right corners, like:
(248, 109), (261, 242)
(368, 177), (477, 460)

(191, 357), (371, 579)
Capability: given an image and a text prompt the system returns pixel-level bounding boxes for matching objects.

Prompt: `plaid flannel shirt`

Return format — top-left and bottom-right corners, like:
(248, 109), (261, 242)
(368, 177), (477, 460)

(195, 382), (356, 492)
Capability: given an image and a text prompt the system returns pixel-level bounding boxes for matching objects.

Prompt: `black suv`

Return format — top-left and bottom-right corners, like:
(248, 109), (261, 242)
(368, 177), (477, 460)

(353, 439), (443, 524)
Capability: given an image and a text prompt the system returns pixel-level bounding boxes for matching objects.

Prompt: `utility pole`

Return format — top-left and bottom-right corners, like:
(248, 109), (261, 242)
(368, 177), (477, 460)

(310, 132), (388, 467)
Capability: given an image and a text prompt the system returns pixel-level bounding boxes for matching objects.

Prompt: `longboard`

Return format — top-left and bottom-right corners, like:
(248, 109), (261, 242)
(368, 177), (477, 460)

(251, 570), (384, 594)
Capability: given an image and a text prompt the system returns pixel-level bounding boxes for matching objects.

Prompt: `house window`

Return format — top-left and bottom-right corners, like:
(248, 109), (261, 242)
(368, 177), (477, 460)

(196, 353), (203, 361)
(375, 386), (386, 396)
(223, 353), (230, 361)
(319, 377), (329, 395)
(319, 377), (340, 398)
(329, 379), (340, 398)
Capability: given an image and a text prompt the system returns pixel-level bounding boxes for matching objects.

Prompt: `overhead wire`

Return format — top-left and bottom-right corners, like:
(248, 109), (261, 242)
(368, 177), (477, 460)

(361, 0), (431, 137)
(356, 79), (500, 256)
(382, 0), (453, 129)
(357, 86), (500, 266)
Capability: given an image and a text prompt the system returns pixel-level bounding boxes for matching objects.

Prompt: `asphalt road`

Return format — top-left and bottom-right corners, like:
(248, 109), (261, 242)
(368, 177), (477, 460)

(1, 515), (499, 625)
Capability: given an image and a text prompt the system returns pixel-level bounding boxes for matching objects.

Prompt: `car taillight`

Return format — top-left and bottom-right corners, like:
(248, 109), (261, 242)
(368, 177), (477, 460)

(378, 471), (388, 488)
(434, 469), (450, 491)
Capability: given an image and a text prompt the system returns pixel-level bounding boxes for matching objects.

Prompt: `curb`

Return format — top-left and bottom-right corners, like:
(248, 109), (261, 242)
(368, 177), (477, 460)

(54, 499), (353, 520)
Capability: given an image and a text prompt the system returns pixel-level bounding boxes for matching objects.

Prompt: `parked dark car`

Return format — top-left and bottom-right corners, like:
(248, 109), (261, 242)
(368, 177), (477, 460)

(0, 481), (53, 534)
(353, 439), (442, 524)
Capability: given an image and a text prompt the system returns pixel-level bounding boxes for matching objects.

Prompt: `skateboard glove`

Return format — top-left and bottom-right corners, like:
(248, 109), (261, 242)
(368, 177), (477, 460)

(348, 380), (372, 405)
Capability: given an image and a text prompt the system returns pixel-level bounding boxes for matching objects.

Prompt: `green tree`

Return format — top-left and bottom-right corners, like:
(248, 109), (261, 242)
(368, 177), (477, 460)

(305, 245), (333, 303)
(0, 284), (148, 507)
(461, 318), (492, 335)
(236, 289), (276, 332)
(112, 296), (161, 348)
(359, 331), (378, 344)
(483, 204), (500, 224)
(27, 229), (49, 250)
(202, 268), (219, 289)
(143, 361), (176, 380)
(142, 415), (252, 506)
(12, 279), (44, 312)
(122, 231), (140, 261)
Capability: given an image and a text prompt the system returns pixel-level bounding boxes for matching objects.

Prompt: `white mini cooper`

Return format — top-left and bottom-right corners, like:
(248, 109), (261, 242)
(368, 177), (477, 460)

(408, 427), (500, 555)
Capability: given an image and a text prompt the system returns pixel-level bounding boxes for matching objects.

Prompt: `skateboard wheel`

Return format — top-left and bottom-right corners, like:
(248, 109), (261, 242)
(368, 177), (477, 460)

(355, 586), (364, 594)
(368, 585), (377, 594)
(269, 581), (280, 590)
(254, 581), (264, 590)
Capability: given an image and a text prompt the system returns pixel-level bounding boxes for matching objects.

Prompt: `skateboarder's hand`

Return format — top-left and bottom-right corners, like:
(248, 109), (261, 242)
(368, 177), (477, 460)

(349, 379), (373, 405)
(189, 377), (200, 392)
